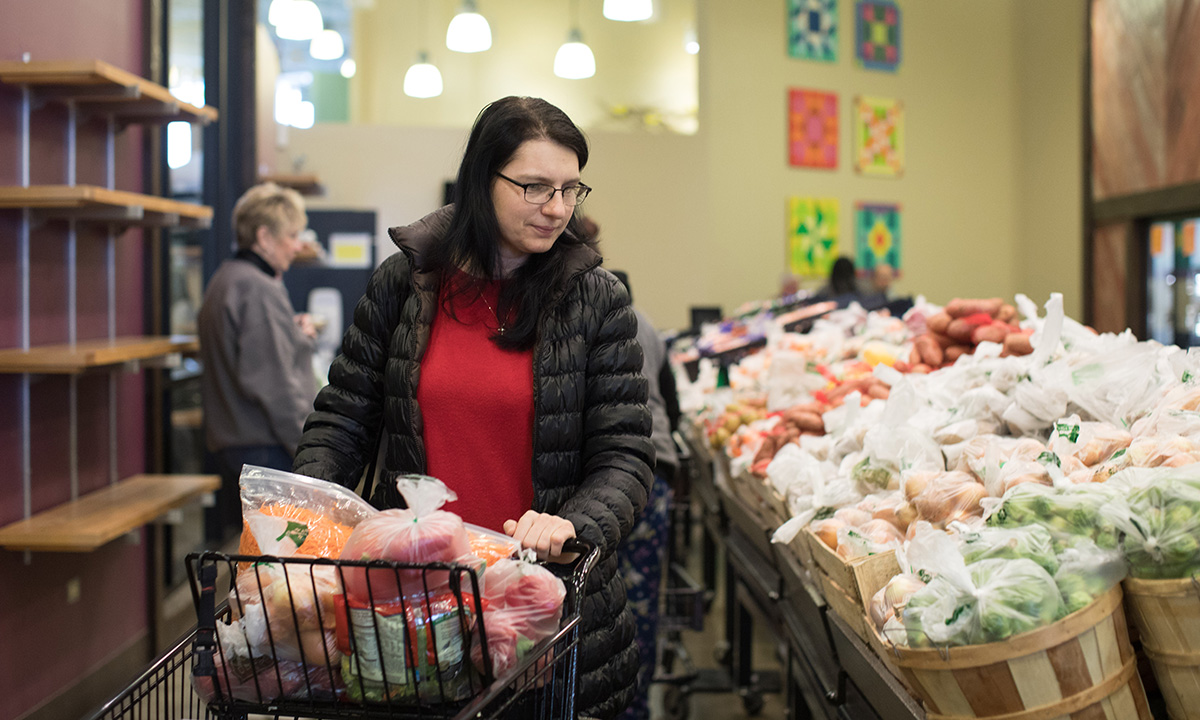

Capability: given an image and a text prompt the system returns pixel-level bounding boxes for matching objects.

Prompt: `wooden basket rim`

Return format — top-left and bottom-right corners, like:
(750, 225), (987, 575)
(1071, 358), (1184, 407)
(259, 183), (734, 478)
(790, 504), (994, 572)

(874, 583), (1123, 668)
(1143, 645), (1200, 666)
(803, 525), (898, 568)
(1123, 575), (1200, 599)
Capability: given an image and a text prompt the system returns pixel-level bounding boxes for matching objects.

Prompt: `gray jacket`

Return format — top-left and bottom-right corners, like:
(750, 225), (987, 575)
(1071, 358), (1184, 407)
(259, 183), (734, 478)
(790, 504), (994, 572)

(633, 308), (678, 473)
(198, 256), (317, 455)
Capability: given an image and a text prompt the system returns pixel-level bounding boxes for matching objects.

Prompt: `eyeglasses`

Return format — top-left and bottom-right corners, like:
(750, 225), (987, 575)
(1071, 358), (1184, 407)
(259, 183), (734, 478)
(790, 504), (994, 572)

(496, 172), (592, 207)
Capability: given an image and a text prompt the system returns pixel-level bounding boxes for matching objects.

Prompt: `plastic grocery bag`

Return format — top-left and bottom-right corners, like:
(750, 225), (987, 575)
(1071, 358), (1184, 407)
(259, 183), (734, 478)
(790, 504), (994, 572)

(1048, 415), (1132, 468)
(230, 561), (341, 664)
(956, 524), (1059, 576)
(901, 557), (1065, 647)
(470, 558), (567, 677)
(836, 519), (903, 559)
(869, 574), (926, 632)
(1055, 538), (1125, 613)
(339, 475), (476, 603)
(904, 471), (987, 529)
(984, 482), (1122, 551)
(195, 616), (344, 703)
(238, 465), (378, 559)
(1105, 468), (1200, 579)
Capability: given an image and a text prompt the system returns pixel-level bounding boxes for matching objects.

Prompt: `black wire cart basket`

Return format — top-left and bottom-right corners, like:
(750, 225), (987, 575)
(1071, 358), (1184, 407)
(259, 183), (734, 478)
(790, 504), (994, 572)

(88, 539), (598, 720)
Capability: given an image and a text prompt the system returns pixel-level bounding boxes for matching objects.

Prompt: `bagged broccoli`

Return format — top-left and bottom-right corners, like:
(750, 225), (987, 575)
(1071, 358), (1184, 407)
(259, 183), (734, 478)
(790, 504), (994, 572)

(898, 523), (1064, 647)
(957, 524), (1059, 576)
(902, 558), (1064, 647)
(1106, 471), (1200, 579)
(1054, 539), (1126, 613)
(985, 482), (1120, 550)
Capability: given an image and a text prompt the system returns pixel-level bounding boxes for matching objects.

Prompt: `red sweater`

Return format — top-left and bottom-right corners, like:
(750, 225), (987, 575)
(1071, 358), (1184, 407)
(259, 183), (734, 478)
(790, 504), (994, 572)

(416, 272), (535, 532)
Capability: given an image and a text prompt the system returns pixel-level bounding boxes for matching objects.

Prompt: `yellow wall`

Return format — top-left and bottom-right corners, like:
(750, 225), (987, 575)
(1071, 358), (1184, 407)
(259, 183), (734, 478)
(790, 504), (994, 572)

(280, 0), (1084, 330)
(1013, 0), (1085, 320)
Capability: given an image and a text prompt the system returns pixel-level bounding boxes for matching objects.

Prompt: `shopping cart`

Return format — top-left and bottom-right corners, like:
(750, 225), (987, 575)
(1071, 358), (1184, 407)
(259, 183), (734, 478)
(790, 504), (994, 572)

(88, 539), (598, 720)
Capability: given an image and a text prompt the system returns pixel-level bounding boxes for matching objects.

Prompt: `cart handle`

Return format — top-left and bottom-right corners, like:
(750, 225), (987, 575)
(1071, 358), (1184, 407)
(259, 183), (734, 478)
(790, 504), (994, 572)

(560, 538), (600, 615)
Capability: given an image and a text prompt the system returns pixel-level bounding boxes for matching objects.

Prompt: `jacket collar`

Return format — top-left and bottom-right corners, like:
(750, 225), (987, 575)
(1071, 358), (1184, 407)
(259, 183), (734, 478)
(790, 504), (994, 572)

(234, 248), (278, 278)
(387, 204), (602, 278)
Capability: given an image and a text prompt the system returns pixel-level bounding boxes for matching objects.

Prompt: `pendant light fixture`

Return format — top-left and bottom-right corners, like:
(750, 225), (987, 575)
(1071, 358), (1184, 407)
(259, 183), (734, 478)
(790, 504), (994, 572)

(275, 0), (323, 40)
(603, 0), (653, 22)
(404, 0), (443, 98)
(309, 29), (345, 60)
(267, 0), (293, 27)
(403, 51), (443, 98)
(446, 0), (492, 53)
(554, 0), (595, 79)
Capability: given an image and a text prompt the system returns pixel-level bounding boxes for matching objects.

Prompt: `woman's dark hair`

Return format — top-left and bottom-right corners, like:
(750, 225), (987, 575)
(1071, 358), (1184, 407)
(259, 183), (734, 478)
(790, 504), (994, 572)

(425, 96), (591, 350)
(829, 256), (858, 296)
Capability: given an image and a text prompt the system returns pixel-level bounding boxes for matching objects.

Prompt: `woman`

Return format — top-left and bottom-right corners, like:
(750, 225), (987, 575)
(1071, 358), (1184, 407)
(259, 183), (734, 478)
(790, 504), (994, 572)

(198, 182), (317, 541)
(817, 255), (859, 300)
(294, 97), (654, 719)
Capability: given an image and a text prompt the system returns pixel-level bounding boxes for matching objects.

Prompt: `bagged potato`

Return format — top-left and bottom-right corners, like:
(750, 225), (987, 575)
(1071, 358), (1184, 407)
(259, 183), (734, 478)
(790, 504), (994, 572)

(869, 573), (926, 631)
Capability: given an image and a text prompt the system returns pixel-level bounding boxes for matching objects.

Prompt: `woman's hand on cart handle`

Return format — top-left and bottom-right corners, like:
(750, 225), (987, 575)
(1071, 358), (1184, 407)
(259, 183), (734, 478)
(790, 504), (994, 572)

(504, 511), (579, 564)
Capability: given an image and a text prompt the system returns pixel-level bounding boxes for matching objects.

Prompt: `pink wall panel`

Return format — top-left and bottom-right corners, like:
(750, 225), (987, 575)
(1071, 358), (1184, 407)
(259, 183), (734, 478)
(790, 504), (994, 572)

(0, 1), (150, 718)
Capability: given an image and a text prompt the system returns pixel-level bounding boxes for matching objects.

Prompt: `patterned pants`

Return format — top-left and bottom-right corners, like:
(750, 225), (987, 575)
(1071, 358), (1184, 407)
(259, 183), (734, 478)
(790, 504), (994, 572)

(617, 472), (671, 720)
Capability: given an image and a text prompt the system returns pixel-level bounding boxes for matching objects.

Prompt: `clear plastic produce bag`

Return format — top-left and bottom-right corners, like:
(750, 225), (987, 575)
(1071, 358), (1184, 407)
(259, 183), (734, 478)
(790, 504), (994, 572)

(339, 475), (477, 603)
(470, 558), (567, 677)
(1105, 468), (1200, 579)
(957, 523), (1059, 576)
(238, 465), (379, 559)
(1054, 538), (1126, 613)
(901, 557), (1064, 647)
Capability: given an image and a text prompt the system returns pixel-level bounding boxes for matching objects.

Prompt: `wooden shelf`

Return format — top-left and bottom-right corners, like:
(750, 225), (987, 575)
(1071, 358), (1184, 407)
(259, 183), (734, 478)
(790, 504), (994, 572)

(259, 173), (324, 196)
(0, 474), (220, 552)
(0, 185), (212, 228)
(0, 336), (198, 374)
(0, 59), (218, 124)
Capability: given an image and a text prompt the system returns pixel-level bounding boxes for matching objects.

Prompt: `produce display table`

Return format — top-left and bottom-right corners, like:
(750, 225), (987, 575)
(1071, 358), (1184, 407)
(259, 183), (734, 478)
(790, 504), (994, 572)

(686, 427), (930, 720)
(826, 612), (924, 720)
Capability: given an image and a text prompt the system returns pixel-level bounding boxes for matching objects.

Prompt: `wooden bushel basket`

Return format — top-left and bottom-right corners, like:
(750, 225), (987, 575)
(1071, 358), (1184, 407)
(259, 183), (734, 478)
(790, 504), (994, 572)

(1123, 576), (1200, 720)
(873, 584), (1152, 720)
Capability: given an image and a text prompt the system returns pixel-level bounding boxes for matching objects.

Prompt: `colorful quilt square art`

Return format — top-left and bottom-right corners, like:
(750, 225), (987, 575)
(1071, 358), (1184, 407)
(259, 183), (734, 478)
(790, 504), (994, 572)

(855, 202), (901, 274)
(789, 0), (837, 63)
(787, 197), (839, 278)
(854, 96), (904, 177)
(789, 89), (838, 169)
(856, 1), (901, 71)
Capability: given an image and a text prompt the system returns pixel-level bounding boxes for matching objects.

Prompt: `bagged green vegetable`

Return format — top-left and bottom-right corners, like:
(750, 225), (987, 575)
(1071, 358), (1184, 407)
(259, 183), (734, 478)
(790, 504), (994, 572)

(1054, 538), (1125, 614)
(985, 482), (1120, 550)
(902, 558), (1064, 647)
(957, 524), (1059, 576)
(898, 523), (1065, 647)
(1106, 469), (1200, 579)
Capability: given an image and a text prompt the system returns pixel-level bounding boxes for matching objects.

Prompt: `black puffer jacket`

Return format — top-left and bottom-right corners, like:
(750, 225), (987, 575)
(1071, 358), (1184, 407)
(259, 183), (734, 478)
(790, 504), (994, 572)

(294, 206), (654, 719)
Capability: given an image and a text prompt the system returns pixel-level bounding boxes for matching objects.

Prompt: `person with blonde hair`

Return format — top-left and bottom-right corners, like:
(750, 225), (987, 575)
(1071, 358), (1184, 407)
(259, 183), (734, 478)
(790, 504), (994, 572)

(197, 182), (319, 540)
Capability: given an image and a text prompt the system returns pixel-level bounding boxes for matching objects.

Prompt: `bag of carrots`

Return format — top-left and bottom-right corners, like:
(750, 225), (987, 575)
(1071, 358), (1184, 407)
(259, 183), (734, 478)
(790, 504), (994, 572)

(238, 465), (379, 560)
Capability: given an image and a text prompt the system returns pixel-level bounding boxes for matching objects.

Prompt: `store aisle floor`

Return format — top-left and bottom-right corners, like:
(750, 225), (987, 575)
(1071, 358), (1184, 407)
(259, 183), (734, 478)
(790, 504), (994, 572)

(646, 512), (789, 720)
